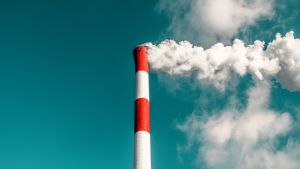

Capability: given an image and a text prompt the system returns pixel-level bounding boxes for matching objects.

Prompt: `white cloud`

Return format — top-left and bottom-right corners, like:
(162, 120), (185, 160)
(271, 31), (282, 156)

(150, 1), (300, 168)
(177, 82), (300, 169)
(158, 0), (274, 45)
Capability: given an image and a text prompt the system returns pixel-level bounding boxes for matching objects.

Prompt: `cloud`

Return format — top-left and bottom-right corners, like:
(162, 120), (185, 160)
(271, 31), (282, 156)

(157, 0), (274, 45)
(149, 1), (300, 169)
(177, 82), (300, 169)
(145, 31), (300, 91)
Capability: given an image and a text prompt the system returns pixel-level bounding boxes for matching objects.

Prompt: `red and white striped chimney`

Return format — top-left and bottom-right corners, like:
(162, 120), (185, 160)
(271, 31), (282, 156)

(133, 46), (151, 169)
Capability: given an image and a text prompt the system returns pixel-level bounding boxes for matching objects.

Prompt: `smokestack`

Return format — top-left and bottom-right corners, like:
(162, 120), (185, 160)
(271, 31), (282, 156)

(133, 46), (151, 169)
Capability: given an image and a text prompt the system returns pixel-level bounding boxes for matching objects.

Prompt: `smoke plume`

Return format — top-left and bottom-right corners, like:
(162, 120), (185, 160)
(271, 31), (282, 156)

(145, 31), (300, 91)
(144, 31), (300, 169)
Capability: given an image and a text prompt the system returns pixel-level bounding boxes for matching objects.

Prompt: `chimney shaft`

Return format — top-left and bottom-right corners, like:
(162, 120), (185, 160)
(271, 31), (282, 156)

(133, 46), (151, 169)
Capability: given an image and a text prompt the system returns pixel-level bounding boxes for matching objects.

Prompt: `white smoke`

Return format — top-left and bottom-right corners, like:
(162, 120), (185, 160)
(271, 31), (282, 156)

(145, 31), (300, 91)
(158, 0), (274, 45)
(267, 33), (300, 91)
(177, 82), (300, 169)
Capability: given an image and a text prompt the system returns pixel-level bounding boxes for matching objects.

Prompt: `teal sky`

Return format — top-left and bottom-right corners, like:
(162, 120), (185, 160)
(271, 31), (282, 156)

(0, 1), (300, 169)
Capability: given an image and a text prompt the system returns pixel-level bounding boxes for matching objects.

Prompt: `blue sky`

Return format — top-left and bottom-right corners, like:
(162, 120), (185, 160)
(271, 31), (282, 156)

(0, 0), (300, 169)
